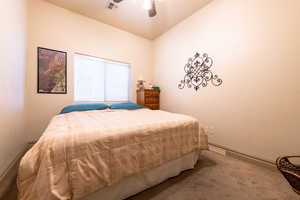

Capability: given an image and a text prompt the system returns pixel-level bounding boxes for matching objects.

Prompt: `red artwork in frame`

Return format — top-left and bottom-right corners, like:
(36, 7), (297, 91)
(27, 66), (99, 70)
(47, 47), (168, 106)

(37, 47), (67, 94)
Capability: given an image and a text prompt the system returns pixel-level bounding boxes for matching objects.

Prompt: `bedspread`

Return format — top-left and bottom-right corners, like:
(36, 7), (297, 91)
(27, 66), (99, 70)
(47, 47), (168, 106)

(18, 109), (208, 200)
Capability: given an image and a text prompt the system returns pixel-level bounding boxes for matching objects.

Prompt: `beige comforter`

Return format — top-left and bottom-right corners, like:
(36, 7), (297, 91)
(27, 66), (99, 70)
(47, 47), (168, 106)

(18, 109), (208, 200)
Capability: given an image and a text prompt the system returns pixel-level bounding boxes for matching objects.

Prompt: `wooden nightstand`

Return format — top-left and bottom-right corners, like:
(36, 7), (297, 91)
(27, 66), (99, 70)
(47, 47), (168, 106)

(137, 89), (160, 110)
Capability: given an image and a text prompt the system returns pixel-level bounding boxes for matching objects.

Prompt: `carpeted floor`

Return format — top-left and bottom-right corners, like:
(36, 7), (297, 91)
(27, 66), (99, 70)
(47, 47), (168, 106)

(3, 151), (298, 200)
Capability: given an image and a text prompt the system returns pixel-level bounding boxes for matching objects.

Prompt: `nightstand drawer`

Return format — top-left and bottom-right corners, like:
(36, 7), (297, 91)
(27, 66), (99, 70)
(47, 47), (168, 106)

(137, 89), (160, 110)
(145, 96), (159, 104)
(144, 90), (160, 97)
(145, 104), (159, 110)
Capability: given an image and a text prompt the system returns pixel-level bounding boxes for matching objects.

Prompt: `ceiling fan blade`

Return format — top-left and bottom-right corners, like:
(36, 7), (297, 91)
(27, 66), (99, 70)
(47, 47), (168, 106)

(113, 0), (123, 3)
(148, 0), (157, 17)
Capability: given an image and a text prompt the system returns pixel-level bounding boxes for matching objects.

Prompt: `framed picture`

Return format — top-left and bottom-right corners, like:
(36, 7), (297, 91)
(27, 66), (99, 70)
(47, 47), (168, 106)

(37, 47), (67, 94)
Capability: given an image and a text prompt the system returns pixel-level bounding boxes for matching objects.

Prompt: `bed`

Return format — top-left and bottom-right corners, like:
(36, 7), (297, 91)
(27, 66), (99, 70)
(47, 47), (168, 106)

(18, 108), (208, 200)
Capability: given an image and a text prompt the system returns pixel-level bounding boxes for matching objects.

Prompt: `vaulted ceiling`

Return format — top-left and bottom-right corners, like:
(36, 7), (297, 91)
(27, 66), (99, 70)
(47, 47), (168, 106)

(45, 0), (212, 40)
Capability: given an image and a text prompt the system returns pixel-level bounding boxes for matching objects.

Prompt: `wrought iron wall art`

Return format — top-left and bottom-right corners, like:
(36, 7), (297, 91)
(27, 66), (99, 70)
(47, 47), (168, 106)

(178, 52), (222, 91)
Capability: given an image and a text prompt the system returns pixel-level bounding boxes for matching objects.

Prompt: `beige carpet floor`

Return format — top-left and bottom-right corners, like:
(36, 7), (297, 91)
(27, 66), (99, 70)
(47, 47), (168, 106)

(3, 151), (299, 200)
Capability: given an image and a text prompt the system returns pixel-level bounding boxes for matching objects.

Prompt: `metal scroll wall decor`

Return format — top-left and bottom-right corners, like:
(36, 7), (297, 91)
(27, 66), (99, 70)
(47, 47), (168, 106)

(178, 52), (223, 91)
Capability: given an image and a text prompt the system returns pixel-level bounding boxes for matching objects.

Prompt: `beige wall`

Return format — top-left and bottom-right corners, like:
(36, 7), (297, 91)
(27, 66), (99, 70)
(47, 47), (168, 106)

(0, 1), (27, 176)
(153, 0), (300, 162)
(26, 0), (154, 140)
(21, 0), (300, 162)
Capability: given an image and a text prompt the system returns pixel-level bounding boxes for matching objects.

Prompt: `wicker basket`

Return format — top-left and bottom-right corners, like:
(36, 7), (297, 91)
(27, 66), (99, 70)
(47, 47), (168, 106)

(276, 155), (300, 195)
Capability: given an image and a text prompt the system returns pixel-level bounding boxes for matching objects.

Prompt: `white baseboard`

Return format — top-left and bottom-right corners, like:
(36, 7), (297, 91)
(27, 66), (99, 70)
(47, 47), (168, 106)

(209, 144), (226, 156)
(209, 143), (275, 169)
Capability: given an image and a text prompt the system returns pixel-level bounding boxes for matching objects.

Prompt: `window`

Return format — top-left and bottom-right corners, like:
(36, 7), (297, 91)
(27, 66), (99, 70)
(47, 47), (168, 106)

(74, 54), (130, 102)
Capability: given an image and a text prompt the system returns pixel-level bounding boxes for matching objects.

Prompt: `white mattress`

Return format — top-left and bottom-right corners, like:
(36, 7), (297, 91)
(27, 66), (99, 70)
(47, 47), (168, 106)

(83, 150), (201, 200)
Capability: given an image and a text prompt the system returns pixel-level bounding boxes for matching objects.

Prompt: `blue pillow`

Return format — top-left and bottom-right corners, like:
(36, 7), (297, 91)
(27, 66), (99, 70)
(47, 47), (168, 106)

(110, 102), (145, 110)
(60, 104), (109, 114)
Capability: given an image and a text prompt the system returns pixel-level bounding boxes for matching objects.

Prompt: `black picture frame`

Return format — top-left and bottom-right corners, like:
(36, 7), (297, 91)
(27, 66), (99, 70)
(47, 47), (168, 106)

(37, 47), (67, 94)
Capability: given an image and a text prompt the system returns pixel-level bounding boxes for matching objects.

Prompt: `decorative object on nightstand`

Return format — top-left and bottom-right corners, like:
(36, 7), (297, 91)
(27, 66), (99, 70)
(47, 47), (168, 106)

(276, 155), (300, 195)
(137, 89), (160, 110)
(152, 86), (160, 90)
(136, 80), (146, 91)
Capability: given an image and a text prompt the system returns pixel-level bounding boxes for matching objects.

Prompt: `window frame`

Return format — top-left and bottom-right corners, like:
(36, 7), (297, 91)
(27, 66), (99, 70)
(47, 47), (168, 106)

(74, 53), (132, 102)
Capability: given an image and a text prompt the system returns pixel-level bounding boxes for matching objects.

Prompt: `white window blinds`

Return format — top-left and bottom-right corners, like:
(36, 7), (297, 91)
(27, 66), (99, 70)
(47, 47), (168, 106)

(74, 54), (130, 102)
